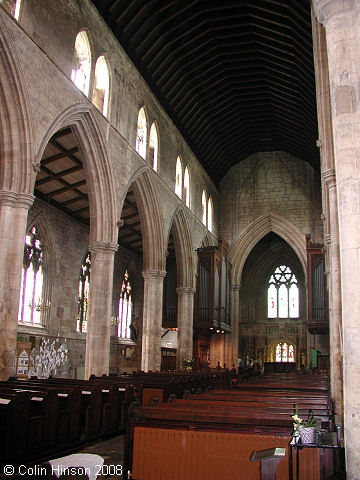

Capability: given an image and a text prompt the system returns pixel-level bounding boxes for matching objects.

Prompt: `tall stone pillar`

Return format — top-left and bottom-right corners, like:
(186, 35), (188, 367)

(323, 169), (343, 418)
(141, 270), (166, 372)
(84, 241), (118, 379)
(229, 284), (240, 368)
(176, 287), (195, 369)
(0, 190), (34, 380)
(314, 2), (360, 476)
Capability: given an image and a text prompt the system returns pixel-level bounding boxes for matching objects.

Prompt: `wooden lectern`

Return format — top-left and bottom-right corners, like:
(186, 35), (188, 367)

(251, 447), (286, 480)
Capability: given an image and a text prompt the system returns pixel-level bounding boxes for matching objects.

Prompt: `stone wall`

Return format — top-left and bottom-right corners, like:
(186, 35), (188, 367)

(220, 151), (323, 250)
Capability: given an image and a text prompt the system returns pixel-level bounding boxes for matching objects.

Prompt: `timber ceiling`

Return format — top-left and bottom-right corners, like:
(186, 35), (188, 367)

(36, 127), (175, 256)
(91, 0), (319, 185)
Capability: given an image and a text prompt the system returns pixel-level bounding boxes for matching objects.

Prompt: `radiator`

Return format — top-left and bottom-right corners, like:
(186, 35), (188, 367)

(132, 427), (320, 480)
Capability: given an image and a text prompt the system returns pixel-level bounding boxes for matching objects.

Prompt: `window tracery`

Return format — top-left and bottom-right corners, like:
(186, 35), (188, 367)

(268, 265), (299, 319)
(18, 226), (44, 325)
(77, 252), (91, 333)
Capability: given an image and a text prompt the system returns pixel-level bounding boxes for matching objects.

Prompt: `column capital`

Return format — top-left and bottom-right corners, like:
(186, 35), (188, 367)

(322, 168), (336, 189)
(0, 190), (35, 209)
(313, 0), (354, 26)
(325, 233), (332, 246)
(232, 284), (241, 291)
(176, 286), (196, 295)
(142, 269), (167, 280)
(89, 241), (118, 254)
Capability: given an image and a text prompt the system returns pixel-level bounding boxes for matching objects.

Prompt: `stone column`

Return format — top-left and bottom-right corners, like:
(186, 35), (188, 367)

(323, 169), (343, 418)
(84, 241), (118, 379)
(314, 2), (360, 476)
(229, 285), (240, 368)
(0, 190), (34, 380)
(141, 269), (166, 372)
(176, 287), (195, 369)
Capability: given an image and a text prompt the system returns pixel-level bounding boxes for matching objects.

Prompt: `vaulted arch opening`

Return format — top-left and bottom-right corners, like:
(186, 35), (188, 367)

(238, 232), (307, 371)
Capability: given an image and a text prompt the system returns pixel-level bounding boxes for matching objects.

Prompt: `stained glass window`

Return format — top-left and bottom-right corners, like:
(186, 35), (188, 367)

(18, 226), (44, 325)
(77, 252), (91, 333)
(267, 265), (299, 319)
(275, 342), (295, 363)
(117, 270), (132, 339)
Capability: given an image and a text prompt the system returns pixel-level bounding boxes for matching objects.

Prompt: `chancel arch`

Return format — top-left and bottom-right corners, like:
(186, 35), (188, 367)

(230, 212), (307, 287)
(237, 232), (307, 371)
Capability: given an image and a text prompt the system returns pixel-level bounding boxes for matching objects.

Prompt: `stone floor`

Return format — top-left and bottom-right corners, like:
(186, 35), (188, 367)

(78, 435), (125, 479)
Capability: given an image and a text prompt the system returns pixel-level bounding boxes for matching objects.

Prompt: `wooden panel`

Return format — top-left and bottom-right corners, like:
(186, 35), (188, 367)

(132, 427), (320, 480)
(142, 388), (164, 406)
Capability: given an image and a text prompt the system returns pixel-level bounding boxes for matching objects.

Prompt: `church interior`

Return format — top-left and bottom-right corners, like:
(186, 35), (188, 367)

(0, 0), (359, 478)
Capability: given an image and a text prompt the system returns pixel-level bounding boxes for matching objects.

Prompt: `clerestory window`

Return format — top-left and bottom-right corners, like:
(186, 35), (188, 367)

(71, 31), (92, 96)
(184, 166), (190, 207)
(149, 123), (159, 171)
(175, 156), (183, 198)
(268, 265), (299, 319)
(136, 107), (147, 158)
(92, 56), (110, 117)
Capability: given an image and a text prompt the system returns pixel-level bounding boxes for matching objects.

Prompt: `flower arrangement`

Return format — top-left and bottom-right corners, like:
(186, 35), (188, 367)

(291, 405), (317, 436)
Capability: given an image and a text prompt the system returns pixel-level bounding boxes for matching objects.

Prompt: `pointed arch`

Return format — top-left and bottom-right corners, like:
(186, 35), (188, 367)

(35, 104), (118, 245)
(127, 167), (166, 271)
(230, 212), (306, 285)
(0, 14), (35, 193)
(168, 206), (196, 289)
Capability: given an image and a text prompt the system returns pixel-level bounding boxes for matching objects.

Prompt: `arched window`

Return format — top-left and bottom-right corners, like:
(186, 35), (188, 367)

(1, 0), (22, 19)
(14, 0), (21, 19)
(175, 156), (183, 198)
(92, 56), (110, 117)
(136, 107), (147, 158)
(275, 342), (295, 363)
(208, 196), (213, 232)
(184, 166), (190, 207)
(267, 265), (299, 319)
(149, 123), (159, 171)
(71, 31), (91, 96)
(18, 226), (45, 325)
(202, 190), (207, 225)
(77, 252), (91, 333)
(117, 270), (132, 339)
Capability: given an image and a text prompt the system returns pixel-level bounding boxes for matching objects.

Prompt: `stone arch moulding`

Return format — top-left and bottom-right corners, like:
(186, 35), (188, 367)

(168, 205), (196, 290)
(230, 212), (307, 285)
(0, 12), (35, 193)
(127, 166), (167, 271)
(34, 104), (118, 245)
